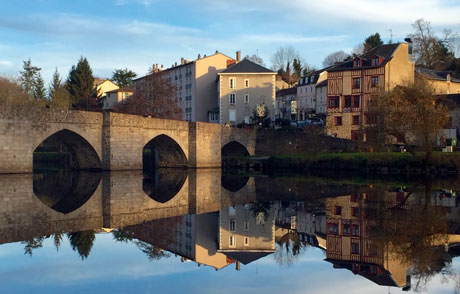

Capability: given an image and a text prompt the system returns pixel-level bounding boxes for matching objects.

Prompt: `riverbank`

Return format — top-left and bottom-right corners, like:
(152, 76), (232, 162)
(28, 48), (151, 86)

(225, 152), (460, 176)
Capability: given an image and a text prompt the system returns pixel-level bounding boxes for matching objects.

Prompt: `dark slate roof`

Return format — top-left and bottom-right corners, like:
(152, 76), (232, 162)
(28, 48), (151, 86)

(316, 80), (327, 88)
(220, 59), (275, 74)
(276, 86), (297, 96)
(416, 67), (460, 83)
(328, 43), (401, 72)
(223, 251), (273, 265)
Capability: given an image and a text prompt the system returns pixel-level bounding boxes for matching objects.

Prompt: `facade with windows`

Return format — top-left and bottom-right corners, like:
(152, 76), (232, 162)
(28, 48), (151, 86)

(275, 87), (297, 120)
(134, 52), (236, 122)
(102, 87), (133, 110)
(326, 43), (415, 140)
(296, 69), (329, 120)
(218, 59), (276, 125)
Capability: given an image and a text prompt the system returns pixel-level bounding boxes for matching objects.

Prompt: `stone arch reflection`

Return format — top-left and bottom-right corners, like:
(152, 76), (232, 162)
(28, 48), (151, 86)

(33, 170), (101, 214)
(143, 135), (188, 171)
(221, 141), (250, 157)
(221, 174), (249, 192)
(33, 129), (101, 170)
(143, 169), (188, 203)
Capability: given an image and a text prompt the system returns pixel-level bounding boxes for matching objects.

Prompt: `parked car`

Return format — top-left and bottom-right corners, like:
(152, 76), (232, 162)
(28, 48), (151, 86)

(306, 118), (324, 126)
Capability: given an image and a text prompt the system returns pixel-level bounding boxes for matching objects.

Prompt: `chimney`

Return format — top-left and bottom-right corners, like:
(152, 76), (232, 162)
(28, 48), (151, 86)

(236, 51), (241, 62)
(405, 37), (413, 57)
(236, 261), (240, 271)
(175, 62), (178, 67)
(197, 54), (201, 60)
(181, 58), (185, 65)
(155, 64), (158, 72)
(215, 50), (219, 54)
(161, 65), (163, 69)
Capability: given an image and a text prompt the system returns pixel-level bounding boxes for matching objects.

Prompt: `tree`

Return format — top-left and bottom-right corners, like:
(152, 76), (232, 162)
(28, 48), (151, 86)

(0, 75), (34, 105)
(322, 51), (349, 67)
(363, 33), (383, 53)
(111, 68), (137, 88)
(19, 58), (41, 97)
(32, 73), (47, 101)
(67, 56), (95, 108)
(409, 19), (458, 70)
(292, 58), (302, 82)
(112, 72), (183, 119)
(49, 68), (71, 109)
(365, 77), (449, 163)
(244, 54), (265, 67)
(67, 230), (96, 260)
(250, 104), (271, 127)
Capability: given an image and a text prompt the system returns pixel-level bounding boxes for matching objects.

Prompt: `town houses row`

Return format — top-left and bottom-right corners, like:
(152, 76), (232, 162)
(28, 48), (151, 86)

(100, 42), (460, 140)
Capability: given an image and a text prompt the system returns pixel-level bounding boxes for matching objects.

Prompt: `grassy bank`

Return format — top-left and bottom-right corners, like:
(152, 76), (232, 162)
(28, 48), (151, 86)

(266, 152), (460, 176)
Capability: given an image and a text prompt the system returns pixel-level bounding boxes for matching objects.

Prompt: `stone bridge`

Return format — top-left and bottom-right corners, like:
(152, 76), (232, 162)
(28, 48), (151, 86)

(0, 106), (256, 173)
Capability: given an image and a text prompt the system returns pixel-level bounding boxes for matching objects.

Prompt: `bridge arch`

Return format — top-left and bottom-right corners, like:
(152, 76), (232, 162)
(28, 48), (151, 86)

(143, 134), (188, 170)
(33, 129), (102, 170)
(221, 140), (250, 157)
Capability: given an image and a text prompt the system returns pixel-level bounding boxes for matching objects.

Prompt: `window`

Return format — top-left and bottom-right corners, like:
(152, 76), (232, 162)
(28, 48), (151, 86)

(229, 78), (235, 89)
(353, 115), (360, 125)
(369, 245), (378, 257)
(352, 225), (360, 236)
(351, 207), (358, 217)
(344, 96), (352, 108)
(335, 116), (342, 126)
(244, 94), (249, 104)
(372, 57), (379, 66)
(244, 116), (249, 124)
(229, 109), (236, 122)
(334, 206), (342, 215)
(328, 223), (338, 235)
(371, 76), (379, 87)
(352, 242), (360, 254)
(343, 224), (350, 235)
(229, 219), (236, 232)
(229, 235), (236, 247)
(351, 130), (361, 141)
(244, 237), (249, 246)
(244, 79), (249, 88)
(353, 78), (361, 89)
(329, 96), (339, 108)
(354, 59), (361, 67)
(353, 95), (360, 107)
(229, 93), (236, 105)
(244, 221), (249, 231)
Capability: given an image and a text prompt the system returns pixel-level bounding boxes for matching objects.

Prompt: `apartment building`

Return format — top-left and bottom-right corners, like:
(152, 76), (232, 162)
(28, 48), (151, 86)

(275, 87), (297, 120)
(297, 68), (329, 120)
(134, 51), (236, 122)
(218, 59), (276, 125)
(326, 43), (415, 140)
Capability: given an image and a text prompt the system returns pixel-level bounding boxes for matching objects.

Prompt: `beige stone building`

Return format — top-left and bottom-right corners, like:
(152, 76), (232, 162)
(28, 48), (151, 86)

(416, 67), (460, 94)
(94, 78), (119, 99)
(134, 51), (236, 122)
(218, 59), (276, 125)
(326, 42), (415, 140)
(102, 87), (133, 110)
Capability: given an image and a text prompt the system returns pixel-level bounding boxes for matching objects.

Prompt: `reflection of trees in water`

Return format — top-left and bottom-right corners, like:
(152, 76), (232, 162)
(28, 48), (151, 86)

(368, 183), (453, 292)
(112, 228), (170, 261)
(274, 231), (306, 267)
(22, 230), (95, 260)
(249, 200), (272, 221)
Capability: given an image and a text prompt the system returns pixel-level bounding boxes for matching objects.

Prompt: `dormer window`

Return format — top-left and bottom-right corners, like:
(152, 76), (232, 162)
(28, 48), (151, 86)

(354, 59), (361, 67)
(372, 57), (380, 66)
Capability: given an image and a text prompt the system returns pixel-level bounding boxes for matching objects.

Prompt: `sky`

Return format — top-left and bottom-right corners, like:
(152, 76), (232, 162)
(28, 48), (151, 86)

(0, 234), (458, 293)
(0, 0), (459, 84)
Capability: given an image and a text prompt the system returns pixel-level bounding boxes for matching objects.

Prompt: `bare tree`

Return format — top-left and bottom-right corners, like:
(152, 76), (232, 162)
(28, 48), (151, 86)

(271, 46), (302, 73)
(244, 54), (265, 67)
(112, 71), (183, 120)
(0, 75), (38, 106)
(322, 50), (349, 67)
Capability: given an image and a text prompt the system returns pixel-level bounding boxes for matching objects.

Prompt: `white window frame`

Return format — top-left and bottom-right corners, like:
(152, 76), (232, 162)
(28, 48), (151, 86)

(229, 93), (236, 105)
(244, 221), (249, 231)
(244, 94), (249, 104)
(229, 219), (236, 232)
(229, 78), (235, 89)
(229, 235), (236, 247)
(244, 79), (249, 88)
(244, 237), (249, 246)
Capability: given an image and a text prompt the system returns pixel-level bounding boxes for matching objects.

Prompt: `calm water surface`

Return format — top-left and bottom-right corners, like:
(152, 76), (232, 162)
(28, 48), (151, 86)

(1, 169), (460, 294)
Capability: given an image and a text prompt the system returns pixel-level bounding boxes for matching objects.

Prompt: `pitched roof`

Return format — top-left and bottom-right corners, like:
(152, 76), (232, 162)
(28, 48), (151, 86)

(220, 59), (275, 74)
(415, 67), (460, 83)
(328, 43), (401, 72)
(276, 86), (297, 96)
(106, 87), (133, 94)
(223, 251), (273, 265)
(316, 80), (328, 88)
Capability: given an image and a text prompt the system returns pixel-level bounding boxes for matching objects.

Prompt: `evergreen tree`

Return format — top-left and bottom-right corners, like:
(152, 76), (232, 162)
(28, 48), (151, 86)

(292, 58), (302, 81)
(49, 68), (62, 100)
(19, 58), (41, 97)
(111, 68), (137, 88)
(49, 68), (70, 109)
(33, 73), (47, 101)
(363, 33), (384, 53)
(66, 56), (95, 107)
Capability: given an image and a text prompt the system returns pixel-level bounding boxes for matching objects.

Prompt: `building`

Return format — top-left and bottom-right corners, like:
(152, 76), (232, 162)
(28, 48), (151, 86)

(326, 42), (415, 140)
(297, 68), (329, 120)
(94, 78), (119, 99)
(134, 51), (236, 122)
(102, 87), (133, 110)
(275, 87), (297, 120)
(218, 59), (276, 125)
(276, 75), (290, 91)
(416, 67), (460, 94)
